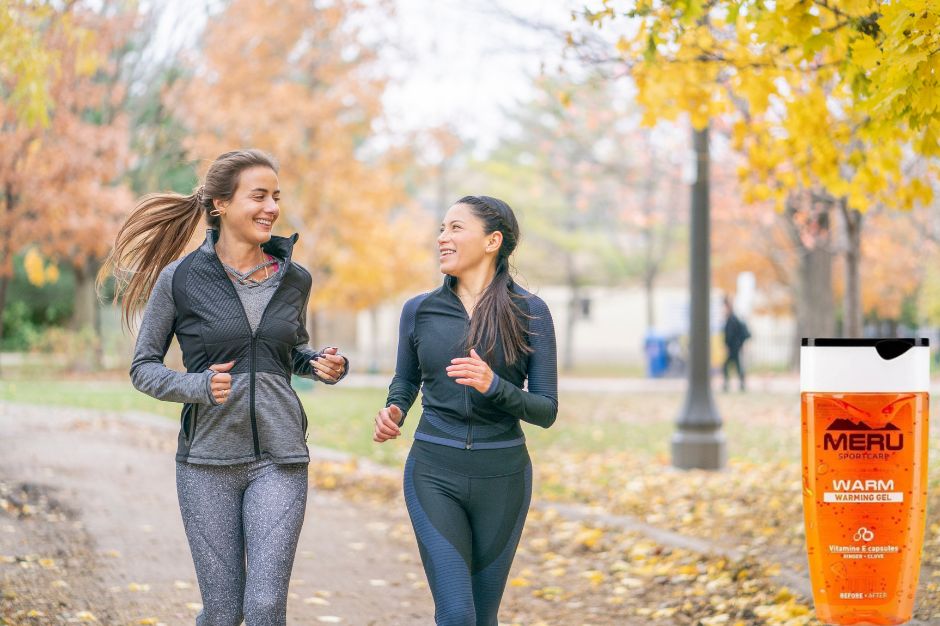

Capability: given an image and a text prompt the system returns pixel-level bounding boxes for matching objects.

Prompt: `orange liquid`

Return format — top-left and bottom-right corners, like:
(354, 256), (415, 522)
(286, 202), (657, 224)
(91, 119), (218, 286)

(802, 392), (928, 625)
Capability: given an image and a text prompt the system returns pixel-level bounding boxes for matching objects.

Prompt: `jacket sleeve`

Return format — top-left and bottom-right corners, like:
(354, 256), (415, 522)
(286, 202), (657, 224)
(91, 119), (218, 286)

(291, 289), (348, 384)
(384, 295), (423, 424)
(129, 263), (217, 405)
(482, 295), (558, 428)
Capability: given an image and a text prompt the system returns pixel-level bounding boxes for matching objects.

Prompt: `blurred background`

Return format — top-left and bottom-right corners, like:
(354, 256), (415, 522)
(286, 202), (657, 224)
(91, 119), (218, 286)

(4, 0), (937, 380)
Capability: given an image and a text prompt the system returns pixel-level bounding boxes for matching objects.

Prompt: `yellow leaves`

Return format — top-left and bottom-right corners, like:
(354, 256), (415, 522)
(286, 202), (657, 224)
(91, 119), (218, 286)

(753, 598), (813, 621)
(576, 0), (938, 218)
(575, 526), (604, 550)
(509, 576), (532, 587)
(850, 36), (882, 71)
(74, 611), (98, 622)
(773, 586), (794, 603)
(615, 36), (630, 55)
(532, 585), (565, 601)
(23, 248), (59, 287)
(734, 70), (778, 115)
(919, 121), (940, 158)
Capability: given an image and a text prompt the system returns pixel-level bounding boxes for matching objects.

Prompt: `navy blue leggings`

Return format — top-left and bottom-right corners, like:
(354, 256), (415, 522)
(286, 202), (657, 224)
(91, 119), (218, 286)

(404, 440), (532, 626)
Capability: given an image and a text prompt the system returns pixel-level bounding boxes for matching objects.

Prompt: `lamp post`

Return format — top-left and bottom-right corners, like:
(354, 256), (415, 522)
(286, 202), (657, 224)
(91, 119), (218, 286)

(671, 124), (726, 470)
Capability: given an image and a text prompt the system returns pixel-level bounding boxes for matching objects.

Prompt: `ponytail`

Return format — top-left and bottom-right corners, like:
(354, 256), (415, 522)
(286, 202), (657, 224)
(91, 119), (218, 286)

(96, 189), (205, 330)
(457, 195), (533, 365)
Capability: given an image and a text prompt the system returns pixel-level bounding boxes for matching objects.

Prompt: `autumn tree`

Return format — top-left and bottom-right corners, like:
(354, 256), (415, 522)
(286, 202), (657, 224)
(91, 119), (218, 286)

(479, 74), (685, 370)
(0, 1), (133, 363)
(174, 0), (431, 344)
(0, 0), (67, 127)
(571, 0), (939, 337)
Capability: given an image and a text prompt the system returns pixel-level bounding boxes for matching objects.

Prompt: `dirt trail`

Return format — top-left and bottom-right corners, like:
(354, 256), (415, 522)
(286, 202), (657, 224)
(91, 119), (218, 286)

(0, 402), (432, 625)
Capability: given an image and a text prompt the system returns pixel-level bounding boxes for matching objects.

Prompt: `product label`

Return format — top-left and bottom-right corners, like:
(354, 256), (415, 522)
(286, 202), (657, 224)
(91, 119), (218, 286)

(802, 392), (928, 624)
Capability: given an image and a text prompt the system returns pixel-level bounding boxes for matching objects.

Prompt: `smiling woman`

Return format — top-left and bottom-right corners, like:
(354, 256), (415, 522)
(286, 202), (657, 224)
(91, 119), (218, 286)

(96, 148), (349, 626)
(374, 195), (558, 626)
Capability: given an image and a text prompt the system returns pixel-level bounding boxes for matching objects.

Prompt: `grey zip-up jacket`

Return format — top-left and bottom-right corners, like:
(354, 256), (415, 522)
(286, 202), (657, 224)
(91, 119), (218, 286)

(130, 229), (346, 465)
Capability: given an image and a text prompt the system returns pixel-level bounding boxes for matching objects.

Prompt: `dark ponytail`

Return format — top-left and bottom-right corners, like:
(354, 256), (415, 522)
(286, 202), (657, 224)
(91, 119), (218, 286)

(97, 148), (278, 329)
(456, 195), (533, 365)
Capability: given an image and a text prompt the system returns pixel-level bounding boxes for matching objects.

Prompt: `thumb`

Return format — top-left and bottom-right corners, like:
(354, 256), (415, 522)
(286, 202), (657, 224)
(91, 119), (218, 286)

(389, 404), (402, 418)
(209, 360), (236, 372)
(470, 348), (481, 360)
(322, 346), (338, 355)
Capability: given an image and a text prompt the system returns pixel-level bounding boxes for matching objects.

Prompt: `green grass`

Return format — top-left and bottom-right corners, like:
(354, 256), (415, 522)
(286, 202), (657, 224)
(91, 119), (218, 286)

(0, 378), (181, 419)
(7, 376), (938, 469)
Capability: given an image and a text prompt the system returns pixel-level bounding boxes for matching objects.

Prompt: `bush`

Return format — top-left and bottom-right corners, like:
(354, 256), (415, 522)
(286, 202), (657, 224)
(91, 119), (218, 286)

(2, 253), (75, 350)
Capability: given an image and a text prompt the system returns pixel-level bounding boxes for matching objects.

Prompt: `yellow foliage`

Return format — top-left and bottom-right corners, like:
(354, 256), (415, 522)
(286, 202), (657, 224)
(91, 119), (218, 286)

(576, 0), (938, 214)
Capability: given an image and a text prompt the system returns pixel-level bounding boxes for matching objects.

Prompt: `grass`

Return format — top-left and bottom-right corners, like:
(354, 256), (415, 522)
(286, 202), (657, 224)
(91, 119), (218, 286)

(6, 375), (940, 469)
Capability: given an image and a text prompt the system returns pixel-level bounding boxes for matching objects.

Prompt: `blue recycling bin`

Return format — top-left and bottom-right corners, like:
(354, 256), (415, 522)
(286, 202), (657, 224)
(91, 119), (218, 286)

(644, 332), (670, 378)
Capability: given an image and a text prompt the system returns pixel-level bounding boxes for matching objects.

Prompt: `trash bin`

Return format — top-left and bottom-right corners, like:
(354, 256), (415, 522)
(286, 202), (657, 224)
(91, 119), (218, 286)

(644, 332), (670, 378)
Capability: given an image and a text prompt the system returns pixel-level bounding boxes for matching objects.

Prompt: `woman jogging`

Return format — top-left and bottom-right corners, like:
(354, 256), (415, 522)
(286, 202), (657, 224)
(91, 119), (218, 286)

(373, 195), (558, 626)
(98, 149), (348, 625)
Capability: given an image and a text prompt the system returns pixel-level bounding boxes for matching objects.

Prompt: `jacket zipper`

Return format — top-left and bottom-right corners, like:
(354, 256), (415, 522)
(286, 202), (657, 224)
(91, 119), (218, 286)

(215, 250), (290, 460)
(453, 285), (474, 450)
(464, 385), (473, 449)
(248, 335), (259, 456)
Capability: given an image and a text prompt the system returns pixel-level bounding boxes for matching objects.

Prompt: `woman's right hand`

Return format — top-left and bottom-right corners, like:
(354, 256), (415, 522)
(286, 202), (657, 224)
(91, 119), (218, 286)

(373, 405), (403, 443)
(208, 360), (235, 404)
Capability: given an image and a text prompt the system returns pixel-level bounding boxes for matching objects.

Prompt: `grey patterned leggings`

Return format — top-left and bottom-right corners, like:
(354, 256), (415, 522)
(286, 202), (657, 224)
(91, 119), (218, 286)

(176, 459), (308, 626)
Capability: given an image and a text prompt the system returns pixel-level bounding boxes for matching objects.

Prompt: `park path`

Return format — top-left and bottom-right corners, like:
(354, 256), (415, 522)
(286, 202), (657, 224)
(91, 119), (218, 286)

(0, 401), (433, 626)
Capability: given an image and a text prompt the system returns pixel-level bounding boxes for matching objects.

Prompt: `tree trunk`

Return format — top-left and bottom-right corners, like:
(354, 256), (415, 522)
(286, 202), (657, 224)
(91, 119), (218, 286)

(71, 262), (98, 331)
(0, 274), (7, 377)
(0, 182), (15, 376)
(840, 199), (864, 338)
(783, 192), (836, 366)
(797, 219), (835, 339)
(71, 260), (103, 370)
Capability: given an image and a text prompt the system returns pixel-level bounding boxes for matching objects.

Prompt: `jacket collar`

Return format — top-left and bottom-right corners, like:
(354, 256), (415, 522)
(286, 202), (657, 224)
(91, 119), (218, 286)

(200, 229), (299, 262)
(443, 273), (515, 294)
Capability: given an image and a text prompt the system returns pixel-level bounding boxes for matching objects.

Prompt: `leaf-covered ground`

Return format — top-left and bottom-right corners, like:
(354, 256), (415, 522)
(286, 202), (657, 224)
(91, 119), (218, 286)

(4, 379), (940, 624)
(309, 386), (940, 626)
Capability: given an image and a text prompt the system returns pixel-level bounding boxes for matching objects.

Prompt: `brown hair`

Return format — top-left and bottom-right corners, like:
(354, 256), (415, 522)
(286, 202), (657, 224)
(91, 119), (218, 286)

(97, 149), (278, 329)
(454, 195), (533, 365)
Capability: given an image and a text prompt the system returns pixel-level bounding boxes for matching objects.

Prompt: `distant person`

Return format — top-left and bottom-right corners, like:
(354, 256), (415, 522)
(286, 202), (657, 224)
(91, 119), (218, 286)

(722, 296), (750, 392)
(373, 195), (558, 625)
(98, 149), (348, 626)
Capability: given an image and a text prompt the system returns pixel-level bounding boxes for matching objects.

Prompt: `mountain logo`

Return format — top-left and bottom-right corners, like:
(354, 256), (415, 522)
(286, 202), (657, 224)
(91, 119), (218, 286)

(825, 418), (901, 432)
(823, 417), (903, 452)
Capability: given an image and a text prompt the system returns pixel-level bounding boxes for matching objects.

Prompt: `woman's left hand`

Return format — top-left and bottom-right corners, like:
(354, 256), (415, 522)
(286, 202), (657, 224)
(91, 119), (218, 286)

(311, 346), (346, 382)
(447, 348), (494, 393)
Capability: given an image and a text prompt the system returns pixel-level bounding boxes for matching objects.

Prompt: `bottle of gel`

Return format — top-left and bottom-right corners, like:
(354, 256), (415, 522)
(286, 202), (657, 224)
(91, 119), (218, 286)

(801, 338), (929, 625)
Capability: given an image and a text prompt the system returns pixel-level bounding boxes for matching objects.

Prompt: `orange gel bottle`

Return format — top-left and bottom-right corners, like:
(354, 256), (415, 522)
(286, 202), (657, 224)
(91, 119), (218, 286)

(801, 338), (929, 625)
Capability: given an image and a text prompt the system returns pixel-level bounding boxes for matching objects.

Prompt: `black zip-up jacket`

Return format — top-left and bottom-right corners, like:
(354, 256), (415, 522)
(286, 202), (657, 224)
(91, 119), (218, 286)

(130, 229), (346, 465)
(385, 276), (558, 450)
